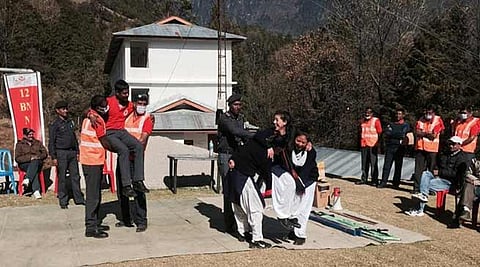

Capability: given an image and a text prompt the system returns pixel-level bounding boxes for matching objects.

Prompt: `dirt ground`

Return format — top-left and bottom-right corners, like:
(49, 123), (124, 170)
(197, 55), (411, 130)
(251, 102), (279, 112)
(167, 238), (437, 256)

(1, 178), (478, 267)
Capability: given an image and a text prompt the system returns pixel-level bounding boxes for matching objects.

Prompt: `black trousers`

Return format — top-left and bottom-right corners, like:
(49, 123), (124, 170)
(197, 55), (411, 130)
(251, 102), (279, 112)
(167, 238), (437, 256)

(106, 129), (144, 186)
(381, 145), (406, 186)
(413, 150), (437, 191)
(57, 150), (84, 206)
(360, 146), (379, 184)
(83, 164), (103, 232)
(116, 159), (147, 227)
(218, 153), (236, 232)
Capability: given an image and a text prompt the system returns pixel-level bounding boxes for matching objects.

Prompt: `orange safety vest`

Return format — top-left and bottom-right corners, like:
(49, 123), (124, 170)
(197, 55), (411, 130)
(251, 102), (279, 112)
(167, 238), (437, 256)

(455, 117), (479, 153)
(125, 113), (150, 140)
(361, 117), (380, 147)
(79, 118), (106, 165)
(415, 115), (442, 153)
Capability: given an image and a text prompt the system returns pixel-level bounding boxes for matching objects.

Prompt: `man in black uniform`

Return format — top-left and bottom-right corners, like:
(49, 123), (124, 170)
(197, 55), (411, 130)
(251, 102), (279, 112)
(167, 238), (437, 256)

(217, 94), (255, 234)
(48, 100), (85, 209)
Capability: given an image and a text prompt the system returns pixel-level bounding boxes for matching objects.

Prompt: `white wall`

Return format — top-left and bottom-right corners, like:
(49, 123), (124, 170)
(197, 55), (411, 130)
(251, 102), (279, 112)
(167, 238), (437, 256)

(157, 132), (208, 149)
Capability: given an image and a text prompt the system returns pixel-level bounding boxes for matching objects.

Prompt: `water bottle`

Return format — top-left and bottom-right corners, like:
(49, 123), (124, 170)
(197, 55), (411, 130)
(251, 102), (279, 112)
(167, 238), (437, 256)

(208, 140), (214, 157)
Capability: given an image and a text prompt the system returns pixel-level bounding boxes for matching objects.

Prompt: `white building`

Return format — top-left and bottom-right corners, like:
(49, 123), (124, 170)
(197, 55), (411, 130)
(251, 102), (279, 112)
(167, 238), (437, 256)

(104, 16), (246, 148)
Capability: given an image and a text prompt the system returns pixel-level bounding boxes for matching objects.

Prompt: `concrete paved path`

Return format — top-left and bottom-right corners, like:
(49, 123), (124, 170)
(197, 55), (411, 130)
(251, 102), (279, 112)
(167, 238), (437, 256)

(0, 196), (429, 267)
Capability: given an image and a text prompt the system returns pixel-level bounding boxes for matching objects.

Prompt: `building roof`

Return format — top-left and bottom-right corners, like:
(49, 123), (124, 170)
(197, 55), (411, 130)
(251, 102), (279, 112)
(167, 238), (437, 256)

(104, 16), (246, 74)
(152, 110), (216, 131)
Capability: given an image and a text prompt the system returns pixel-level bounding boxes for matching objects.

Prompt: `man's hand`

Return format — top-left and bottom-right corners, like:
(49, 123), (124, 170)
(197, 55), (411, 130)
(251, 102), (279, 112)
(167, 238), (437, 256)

(88, 113), (99, 127)
(306, 142), (313, 151)
(228, 159), (235, 169)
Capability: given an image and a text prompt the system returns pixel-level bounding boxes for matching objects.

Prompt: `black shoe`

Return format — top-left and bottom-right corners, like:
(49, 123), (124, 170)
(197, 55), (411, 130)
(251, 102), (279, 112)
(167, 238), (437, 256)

(294, 237), (306, 245)
(392, 184), (400, 189)
(249, 240), (272, 249)
(85, 230), (109, 238)
(447, 220), (460, 229)
(115, 221), (134, 228)
(278, 218), (294, 229)
(287, 231), (297, 241)
(60, 205), (68, 209)
(288, 218), (301, 228)
(136, 225), (147, 232)
(371, 180), (379, 186)
(133, 181), (150, 193)
(355, 180), (366, 185)
(122, 186), (137, 198)
(377, 183), (387, 189)
(75, 202), (86, 206)
(97, 225), (110, 231)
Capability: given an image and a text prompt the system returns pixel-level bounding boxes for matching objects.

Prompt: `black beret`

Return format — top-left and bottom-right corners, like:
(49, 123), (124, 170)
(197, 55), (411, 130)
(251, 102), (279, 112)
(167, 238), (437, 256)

(55, 100), (68, 109)
(23, 128), (35, 136)
(227, 94), (242, 105)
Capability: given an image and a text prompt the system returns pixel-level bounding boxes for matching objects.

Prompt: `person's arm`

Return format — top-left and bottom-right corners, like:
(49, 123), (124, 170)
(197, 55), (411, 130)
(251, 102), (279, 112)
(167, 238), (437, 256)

(219, 117), (255, 140)
(375, 118), (383, 135)
(48, 121), (57, 160)
(139, 114), (154, 146)
(39, 142), (48, 160)
(463, 122), (480, 146)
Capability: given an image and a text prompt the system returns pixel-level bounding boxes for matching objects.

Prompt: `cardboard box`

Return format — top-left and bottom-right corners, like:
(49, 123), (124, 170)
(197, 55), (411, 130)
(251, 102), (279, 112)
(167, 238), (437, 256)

(313, 182), (331, 208)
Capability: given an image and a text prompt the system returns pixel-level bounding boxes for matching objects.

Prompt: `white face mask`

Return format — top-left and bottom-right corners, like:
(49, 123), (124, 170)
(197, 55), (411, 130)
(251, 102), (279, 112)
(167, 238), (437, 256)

(136, 105), (147, 115)
(460, 113), (468, 120)
(425, 114), (432, 120)
(97, 105), (109, 114)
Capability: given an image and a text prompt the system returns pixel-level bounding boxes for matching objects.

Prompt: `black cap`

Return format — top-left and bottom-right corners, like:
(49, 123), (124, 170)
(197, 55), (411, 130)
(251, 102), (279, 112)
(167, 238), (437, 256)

(136, 94), (149, 102)
(227, 94), (242, 105)
(55, 100), (68, 109)
(23, 128), (35, 136)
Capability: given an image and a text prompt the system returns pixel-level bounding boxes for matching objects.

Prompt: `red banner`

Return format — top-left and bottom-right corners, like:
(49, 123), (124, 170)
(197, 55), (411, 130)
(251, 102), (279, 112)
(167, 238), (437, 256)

(4, 72), (45, 145)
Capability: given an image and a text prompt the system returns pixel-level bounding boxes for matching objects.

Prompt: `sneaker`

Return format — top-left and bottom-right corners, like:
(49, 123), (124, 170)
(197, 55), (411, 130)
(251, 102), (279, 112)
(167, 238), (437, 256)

(288, 218), (301, 228)
(249, 240), (272, 249)
(22, 178), (30, 186)
(458, 210), (471, 222)
(33, 190), (42, 199)
(278, 218), (294, 229)
(133, 181), (150, 193)
(122, 186), (137, 198)
(412, 193), (428, 202)
(404, 209), (425, 217)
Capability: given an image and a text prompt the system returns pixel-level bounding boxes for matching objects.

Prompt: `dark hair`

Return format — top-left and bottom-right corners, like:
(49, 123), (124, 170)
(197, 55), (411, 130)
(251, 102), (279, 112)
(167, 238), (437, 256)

(294, 129), (310, 141)
(273, 110), (296, 150)
(460, 106), (472, 113)
(114, 79), (129, 93)
(425, 104), (435, 112)
(90, 95), (106, 109)
(396, 108), (405, 114)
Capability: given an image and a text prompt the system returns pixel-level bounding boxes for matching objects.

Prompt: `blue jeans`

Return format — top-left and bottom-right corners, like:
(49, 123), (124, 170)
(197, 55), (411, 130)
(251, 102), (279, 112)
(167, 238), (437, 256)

(418, 171), (451, 212)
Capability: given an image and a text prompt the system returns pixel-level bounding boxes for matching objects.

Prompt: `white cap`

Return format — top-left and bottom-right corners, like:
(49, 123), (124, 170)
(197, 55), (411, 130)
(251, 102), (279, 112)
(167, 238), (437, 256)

(448, 136), (463, 144)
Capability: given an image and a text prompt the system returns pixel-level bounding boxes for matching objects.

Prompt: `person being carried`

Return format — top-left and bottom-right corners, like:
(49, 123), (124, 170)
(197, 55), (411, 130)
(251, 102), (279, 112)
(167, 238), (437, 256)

(115, 94), (153, 233)
(15, 128), (48, 199)
(405, 136), (468, 229)
(89, 80), (148, 198)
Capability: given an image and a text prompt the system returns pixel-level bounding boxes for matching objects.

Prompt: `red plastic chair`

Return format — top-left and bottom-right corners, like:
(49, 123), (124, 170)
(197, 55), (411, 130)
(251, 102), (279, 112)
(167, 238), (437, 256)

(436, 189), (450, 215)
(18, 170), (45, 196)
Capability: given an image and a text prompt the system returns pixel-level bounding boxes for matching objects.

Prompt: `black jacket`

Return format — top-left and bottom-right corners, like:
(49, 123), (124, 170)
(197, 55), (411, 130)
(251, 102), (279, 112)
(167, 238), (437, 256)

(438, 150), (468, 189)
(48, 117), (79, 159)
(216, 111), (254, 154)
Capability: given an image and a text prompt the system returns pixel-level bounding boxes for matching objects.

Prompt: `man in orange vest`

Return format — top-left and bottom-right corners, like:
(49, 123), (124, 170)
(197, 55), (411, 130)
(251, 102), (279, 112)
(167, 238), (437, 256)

(413, 105), (445, 193)
(452, 106), (479, 162)
(115, 94), (153, 233)
(357, 107), (383, 185)
(80, 95), (112, 238)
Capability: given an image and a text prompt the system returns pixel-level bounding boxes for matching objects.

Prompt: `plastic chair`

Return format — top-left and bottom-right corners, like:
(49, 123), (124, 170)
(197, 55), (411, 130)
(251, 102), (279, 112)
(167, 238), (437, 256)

(104, 151), (116, 193)
(0, 149), (16, 194)
(18, 169), (46, 196)
(436, 189), (450, 215)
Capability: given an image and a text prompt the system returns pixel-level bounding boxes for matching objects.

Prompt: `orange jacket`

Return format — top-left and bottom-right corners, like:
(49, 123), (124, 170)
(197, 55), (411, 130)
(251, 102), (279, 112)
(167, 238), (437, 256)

(455, 117), (479, 153)
(415, 115), (444, 152)
(79, 118), (106, 165)
(360, 117), (382, 147)
(125, 113), (151, 140)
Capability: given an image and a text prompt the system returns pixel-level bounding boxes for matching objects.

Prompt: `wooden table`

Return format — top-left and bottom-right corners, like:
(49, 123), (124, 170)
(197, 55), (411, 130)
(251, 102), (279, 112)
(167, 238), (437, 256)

(167, 154), (219, 194)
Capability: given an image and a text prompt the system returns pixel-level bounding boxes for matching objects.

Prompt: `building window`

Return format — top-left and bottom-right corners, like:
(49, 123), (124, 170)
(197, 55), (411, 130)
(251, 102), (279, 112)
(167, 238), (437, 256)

(184, 140), (193, 146)
(131, 88), (150, 102)
(130, 41), (148, 68)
